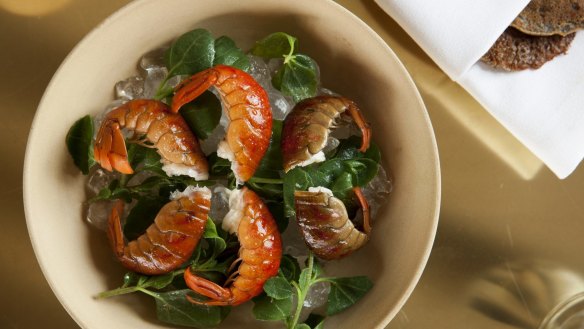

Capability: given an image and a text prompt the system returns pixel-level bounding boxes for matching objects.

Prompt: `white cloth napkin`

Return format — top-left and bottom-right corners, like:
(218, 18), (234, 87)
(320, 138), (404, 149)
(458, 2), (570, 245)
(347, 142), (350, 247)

(375, 0), (584, 178)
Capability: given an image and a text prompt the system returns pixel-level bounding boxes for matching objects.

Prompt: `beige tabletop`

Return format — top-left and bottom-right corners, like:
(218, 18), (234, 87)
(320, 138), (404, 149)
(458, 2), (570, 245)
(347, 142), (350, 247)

(2, 0), (584, 328)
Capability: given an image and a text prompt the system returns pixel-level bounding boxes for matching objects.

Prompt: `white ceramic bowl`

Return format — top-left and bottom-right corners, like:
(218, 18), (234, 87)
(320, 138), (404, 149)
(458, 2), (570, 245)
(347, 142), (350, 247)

(23, 0), (440, 328)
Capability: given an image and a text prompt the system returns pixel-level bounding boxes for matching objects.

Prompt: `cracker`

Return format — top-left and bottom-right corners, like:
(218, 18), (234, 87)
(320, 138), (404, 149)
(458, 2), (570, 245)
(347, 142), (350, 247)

(511, 0), (584, 36)
(481, 27), (575, 71)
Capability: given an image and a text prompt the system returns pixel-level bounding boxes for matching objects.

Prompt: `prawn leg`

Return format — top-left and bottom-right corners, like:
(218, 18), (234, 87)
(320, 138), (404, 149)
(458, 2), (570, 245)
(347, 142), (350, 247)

(184, 268), (234, 306)
(107, 199), (126, 257)
(353, 187), (371, 234)
(345, 104), (371, 153)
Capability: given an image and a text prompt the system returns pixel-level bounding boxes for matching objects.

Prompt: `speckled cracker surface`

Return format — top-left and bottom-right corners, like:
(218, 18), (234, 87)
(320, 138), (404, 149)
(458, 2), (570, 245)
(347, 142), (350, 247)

(511, 0), (584, 36)
(481, 28), (575, 71)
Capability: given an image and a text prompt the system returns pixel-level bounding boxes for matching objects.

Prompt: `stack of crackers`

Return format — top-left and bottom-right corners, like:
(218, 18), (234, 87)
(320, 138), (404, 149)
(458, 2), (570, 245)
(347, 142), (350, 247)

(481, 0), (584, 71)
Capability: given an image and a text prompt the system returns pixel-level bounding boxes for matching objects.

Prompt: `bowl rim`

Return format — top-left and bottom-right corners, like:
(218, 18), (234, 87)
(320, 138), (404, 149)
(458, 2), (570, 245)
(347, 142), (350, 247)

(23, 0), (441, 328)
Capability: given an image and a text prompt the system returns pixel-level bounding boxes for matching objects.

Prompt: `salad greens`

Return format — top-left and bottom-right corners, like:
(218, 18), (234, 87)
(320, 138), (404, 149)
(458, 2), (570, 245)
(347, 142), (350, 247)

(253, 253), (372, 329)
(65, 29), (383, 329)
(252, 32), (319, 102)
(66, 115), (95, 175)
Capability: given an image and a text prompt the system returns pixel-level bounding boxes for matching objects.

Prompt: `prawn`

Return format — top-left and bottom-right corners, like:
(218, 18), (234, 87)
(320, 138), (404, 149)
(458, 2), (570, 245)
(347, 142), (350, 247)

(281, 95), (371, 172)
(294, 186), (371, 260)
(107, 186), (211, 275)
(183, 187), (281, 306)
(171, 65), (272, 183)
(94, 99), (209, 180)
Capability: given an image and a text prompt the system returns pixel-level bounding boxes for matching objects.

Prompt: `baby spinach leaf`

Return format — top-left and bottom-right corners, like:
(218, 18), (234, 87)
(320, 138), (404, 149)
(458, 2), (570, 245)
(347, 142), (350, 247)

(66, 115), (95, 174)
(213, 36), (250, 72)
(251, 32), (297, 59)
(164, 28), (215, 78)
(202, 219), (227, 259)
(280, 254), (301, 282)
(272, 54), (318, 103)
(295, 324), (311, 329)
(254, 120), (284, 177)
(179, 90), (222, 140)
(325, 276), (373, 315)
(266, 201), (288, 233)
(207, 152), (231, 177)
(123, 196), (167, 240)
(333, 136), (381, 163)
(263, 276), (294, 300)
(346, 159), (379, 187)
(283, 167), (312, 218)
(155, 289), (230, 328)
(252, 293), (293, 321)
(147, 272), (176, 290)
(126, 143), (164, 174)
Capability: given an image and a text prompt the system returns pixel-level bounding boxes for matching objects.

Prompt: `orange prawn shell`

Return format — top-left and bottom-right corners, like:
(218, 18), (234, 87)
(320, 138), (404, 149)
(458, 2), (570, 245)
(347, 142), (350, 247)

(238, 188), (282, 277)
(172, 65), (273, 182)
(183, 187), (282, 306)
(108, 188), (211, 275)
(94, 99), (209, 178)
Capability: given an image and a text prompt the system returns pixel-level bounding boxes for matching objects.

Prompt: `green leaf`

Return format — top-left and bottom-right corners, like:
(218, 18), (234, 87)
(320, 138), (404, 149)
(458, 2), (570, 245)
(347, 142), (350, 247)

(344, 159), (379, 187)
(266, 201), (288, 233)
(280, 254), (301, 282)
(65, 115), (95, 174)
(254, 120), (284, 177)
(208, 152), (232, 176)
(283, 167), (312, 218)
(123, 196), (167, 240)
(213, 36), (250, 72)
(295, 324), (311, 329)
(272, 54), (318, 103)
(299, 267), (312, 290)
(251, 32), (297, 59)
(126, 143), (163, 174)
(252, 293), (293, 321)
(180, 90), (222, 140)
(326, 276), (373, 315)
(333, 136), (381, 163)
(263, 277), (293, 300)
(164, 28), (215, 77)
(305, 313), (326, 329)
(145, 272), (176, 290)
(155, 290), (230, 328)
(202, 219), (227, 258)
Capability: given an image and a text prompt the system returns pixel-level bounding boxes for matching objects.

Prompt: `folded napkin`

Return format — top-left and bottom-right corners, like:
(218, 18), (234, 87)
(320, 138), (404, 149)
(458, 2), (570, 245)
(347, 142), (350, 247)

(375, 0), (584, 178)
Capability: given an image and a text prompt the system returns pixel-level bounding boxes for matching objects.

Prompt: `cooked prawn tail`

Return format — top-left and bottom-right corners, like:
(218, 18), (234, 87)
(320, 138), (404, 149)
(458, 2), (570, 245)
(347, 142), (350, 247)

(94, 121), (134, 174)
(345, 102), (371, 153)
(171, 70), (219, 113)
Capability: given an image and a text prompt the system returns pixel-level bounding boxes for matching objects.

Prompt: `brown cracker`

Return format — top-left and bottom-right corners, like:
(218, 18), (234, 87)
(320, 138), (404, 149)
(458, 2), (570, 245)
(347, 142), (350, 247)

(511, 0), (584, 36)
(481, 27), (575, 71)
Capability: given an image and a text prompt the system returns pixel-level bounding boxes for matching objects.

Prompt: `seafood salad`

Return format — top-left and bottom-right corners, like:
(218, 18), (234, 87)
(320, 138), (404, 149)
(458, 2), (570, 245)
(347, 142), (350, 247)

(66, 29), (392, 328)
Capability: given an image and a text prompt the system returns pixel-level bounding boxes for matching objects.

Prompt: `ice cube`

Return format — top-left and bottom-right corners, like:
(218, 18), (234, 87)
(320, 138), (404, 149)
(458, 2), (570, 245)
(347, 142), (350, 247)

(322, 136), (340, 154)
(209, 185), (231, 223)
(362, 164), (393, 220)
(200, 124), (226, 155)
(139, 47), (167, 71)
(268, 89), (293, 120)
(142, 67), (168, 99)
(281, 222), (310, 257)
(304, 281), (331, 308)
(248, 55), (271, 85)
(115, 76), (144, 100)
(87, 168), (117, 195)
(86, 200), (114, 231)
